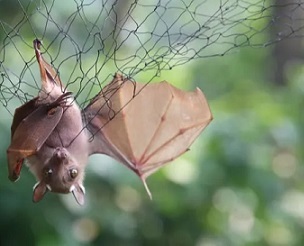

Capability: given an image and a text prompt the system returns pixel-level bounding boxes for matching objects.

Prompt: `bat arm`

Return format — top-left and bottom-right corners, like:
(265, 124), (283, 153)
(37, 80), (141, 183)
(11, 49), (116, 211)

(141, 119), (211, 165)
(87, 127), (137, 172)
(87, 126), (153, 199)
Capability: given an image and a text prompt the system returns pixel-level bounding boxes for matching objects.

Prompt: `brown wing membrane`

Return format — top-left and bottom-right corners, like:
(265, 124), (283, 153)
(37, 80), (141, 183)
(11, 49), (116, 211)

(84, 74), (212, 197)
(7, 104), (63, 181)
(10, 97), (39, 138)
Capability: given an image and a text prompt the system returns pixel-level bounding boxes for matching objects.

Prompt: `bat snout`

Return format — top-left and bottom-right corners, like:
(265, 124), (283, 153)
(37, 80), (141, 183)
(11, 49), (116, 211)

(45, 181), (70, 194)
(54, 147), (68, 161)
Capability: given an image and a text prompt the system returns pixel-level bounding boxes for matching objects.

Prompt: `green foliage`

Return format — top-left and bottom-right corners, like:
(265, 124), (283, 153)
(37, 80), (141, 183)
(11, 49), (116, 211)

(1, 1), (304, 246)
(1, 43), (304, 246)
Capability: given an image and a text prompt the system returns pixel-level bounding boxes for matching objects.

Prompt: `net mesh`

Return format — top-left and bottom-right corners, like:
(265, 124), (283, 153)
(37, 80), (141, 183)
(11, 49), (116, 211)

(0, 0), (303, 114)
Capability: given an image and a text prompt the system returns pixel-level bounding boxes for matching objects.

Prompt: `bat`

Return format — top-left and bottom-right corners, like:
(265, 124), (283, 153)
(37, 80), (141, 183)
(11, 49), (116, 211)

(6, 39), (213, 205)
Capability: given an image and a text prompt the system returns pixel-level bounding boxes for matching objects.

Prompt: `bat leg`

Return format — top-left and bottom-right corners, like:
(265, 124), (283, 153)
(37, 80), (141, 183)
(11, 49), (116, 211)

(44, 92), (73, 117)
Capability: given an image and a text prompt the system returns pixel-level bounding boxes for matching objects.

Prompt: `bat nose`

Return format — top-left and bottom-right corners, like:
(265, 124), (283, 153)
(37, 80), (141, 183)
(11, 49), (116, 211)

(54, 148), (68, 163)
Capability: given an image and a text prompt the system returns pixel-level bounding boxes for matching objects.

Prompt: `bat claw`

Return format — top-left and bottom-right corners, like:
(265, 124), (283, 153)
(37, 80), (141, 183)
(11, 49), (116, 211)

(8, 159), (23, 182)
(33, 39), (42, 51)
(50, 92), (73, 109)
(8, 173), (20, 182)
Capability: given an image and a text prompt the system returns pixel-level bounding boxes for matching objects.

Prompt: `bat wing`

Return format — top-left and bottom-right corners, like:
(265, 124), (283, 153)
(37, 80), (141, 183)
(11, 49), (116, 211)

(10, 97), (39, 138)
(7, 102), (64, 181)
(84, 74), (212, 197)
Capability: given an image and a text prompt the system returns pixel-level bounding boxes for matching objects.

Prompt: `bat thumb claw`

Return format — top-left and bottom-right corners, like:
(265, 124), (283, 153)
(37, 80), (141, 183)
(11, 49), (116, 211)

(8, 173), (20, 182)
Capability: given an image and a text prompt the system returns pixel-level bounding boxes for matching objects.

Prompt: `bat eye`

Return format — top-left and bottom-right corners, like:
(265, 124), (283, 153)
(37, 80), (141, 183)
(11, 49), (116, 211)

(44, 169), (53, 178)
(70, 169), (78, 179)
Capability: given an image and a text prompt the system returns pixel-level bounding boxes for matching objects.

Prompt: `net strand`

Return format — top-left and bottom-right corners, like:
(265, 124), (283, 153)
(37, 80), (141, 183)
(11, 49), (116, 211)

(0, 0), (303, 114)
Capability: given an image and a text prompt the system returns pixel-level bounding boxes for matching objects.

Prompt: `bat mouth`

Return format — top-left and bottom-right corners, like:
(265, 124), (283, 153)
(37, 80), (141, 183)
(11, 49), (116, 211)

(50, 186), (70, 194)
(44, 180), (70, 194)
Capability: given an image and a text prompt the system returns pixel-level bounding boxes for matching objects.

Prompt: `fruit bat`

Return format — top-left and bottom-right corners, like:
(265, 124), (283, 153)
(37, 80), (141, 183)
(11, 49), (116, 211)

(6, 39), (212, 205)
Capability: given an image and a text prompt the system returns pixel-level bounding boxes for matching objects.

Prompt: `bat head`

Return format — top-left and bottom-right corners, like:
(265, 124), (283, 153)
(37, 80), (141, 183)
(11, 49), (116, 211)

(32, 147), (86, 205)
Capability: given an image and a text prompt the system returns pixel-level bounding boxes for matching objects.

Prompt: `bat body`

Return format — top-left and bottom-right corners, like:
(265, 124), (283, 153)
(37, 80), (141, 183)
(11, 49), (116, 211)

(28, 94), (88, 203)
(7, 39), (212, 205)
(7, 40), (88, 204)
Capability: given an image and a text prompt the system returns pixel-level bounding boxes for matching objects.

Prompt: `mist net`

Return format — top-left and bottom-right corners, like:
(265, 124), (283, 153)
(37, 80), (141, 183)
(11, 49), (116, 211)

(0, 0), (303, 115)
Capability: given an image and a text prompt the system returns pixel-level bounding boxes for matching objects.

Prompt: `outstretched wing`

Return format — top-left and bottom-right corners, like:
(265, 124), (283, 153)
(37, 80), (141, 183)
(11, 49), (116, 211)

(83, 74), (212, 197)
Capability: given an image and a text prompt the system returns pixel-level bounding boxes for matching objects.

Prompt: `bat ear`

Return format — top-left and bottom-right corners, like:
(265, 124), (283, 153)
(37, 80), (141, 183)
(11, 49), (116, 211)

(71, 183), (85, 205)
(32, 182), (48, 203)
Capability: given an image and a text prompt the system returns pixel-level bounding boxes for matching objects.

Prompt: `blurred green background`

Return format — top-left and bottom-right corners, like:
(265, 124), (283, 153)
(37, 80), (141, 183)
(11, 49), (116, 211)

(1, 0), (304, 245)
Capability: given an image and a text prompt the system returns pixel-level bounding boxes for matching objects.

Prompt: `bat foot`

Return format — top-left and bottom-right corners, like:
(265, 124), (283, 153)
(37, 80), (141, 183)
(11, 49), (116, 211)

(50, 92), (73, 110)
(33, 39), (42, 49)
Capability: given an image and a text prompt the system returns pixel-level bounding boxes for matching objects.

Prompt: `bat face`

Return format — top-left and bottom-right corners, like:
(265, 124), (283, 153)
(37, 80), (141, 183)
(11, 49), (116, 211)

(42, 148), (82, 192)
(31, 147), (86, 205)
